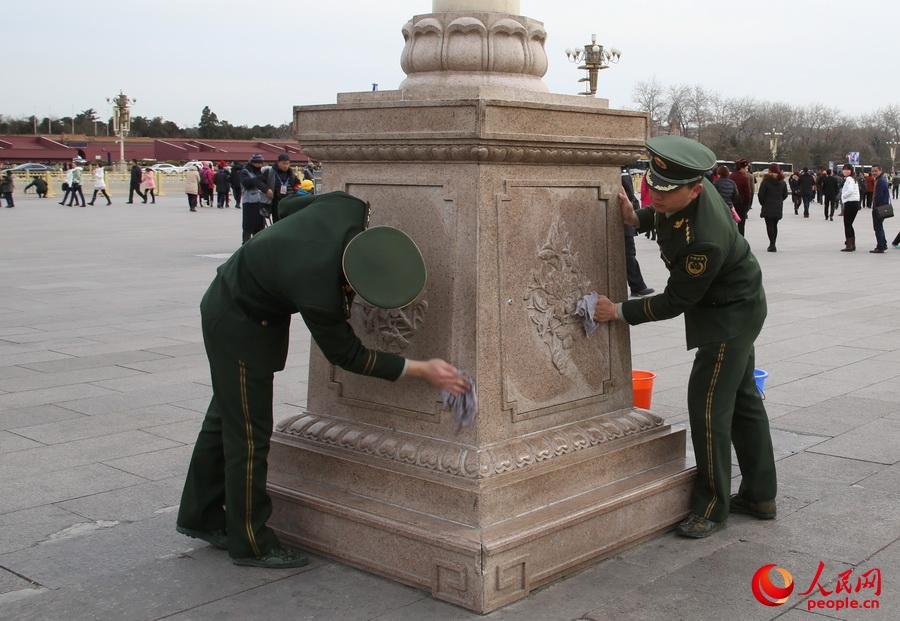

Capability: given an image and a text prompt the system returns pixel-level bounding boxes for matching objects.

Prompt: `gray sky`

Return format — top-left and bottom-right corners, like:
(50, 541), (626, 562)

(6, 0), (898, 128)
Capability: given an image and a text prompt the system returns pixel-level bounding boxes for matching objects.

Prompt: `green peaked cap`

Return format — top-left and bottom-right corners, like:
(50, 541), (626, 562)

(343, 226), (426, 310)
(645, 135), (717, 192)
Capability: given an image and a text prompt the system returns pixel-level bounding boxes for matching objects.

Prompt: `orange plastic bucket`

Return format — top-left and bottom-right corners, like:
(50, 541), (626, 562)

(632, 369), (657, 409)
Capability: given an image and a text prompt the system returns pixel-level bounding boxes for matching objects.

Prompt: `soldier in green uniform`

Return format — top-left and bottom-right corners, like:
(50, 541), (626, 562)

(593, 136), (778, 538)
(177, 191), (468, 567)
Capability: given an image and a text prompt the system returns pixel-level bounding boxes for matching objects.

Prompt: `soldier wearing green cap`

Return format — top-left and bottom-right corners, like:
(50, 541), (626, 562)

(593, 136), (777, 539)
(177, 191), (468, 567)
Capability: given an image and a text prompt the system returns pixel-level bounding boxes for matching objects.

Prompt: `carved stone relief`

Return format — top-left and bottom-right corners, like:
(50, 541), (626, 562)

(354, 299), (429, 354)
(524, 215), (592, 374)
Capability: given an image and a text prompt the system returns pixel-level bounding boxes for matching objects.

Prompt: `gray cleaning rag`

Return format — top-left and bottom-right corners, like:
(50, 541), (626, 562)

(574, 291), (600, 336)
(442, 373), (477, 433)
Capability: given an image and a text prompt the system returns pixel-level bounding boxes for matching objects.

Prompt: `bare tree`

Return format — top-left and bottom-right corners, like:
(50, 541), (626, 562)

(632, 77), (667, 136)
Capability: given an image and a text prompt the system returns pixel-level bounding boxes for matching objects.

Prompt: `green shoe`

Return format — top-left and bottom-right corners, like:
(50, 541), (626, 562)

(675, 513), (726, 539)
(232, 545), (310, 569)
(176, 525), (228, 550)
(729, 494), (777, 520)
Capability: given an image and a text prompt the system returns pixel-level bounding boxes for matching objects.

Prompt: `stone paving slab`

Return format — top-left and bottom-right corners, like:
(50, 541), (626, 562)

(0, 194), (898, 620)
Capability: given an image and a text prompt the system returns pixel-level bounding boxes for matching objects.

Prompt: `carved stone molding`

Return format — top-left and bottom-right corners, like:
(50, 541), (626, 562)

(275, 409), (665, 480)
(524, 215), (592, 374)
(302, 144), (644, 166)
(400, 12), (548, 92)
(355, 299), (429, 354)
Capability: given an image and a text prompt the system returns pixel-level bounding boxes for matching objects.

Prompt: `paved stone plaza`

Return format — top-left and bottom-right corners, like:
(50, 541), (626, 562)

(0, 193), (897, 621)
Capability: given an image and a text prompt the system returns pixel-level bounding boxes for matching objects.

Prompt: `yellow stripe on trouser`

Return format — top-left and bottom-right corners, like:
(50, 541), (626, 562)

(239, 361), (261, 557)
(703, 343), (727, 520)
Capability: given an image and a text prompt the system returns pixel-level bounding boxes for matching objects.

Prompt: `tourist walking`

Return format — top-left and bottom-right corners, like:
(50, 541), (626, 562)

(88, 164), (112, 205)
(184, 164), (201, 212)
(788, 171), (801, 215)
(815, 169), (824, 205)
(839, 164), (861, 252)
(141, 168), (157, 204)
(128, 160), (146, 204)
(230, 161), (243, 209)
(67, 162), (86, 207)
(239, 154), (270, 244)
(822, 169), (840, 221)
(200, 163), (215, 207)
(214, 163), (231, 208)
(731, 160), (754, 236)
(621, 167), (653, 297)
(864, 171), (875, 208)
(757, 164), (788, 252)
(713, 164), (742, 225)
(870, 165), (891, 253)
(640, 173), (656, 240)
(798, 168), (815, 217)
(892, 171), (899, 200)
(0, 171), (14, 208)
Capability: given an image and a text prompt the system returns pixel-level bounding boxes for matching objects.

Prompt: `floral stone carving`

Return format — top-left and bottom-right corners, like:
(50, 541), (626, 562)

(524, 216), (592, 373)
(355, 299), (428, 354)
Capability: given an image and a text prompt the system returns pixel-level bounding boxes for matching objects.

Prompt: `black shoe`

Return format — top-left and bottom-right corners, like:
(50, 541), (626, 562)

(232, 545), (309, 569)
(870, 248), (885, 253)
(631, 288), (655, 297)
(58, 202), (65, 205)
(729, 494), (777, 520)
(142, 200), (147, 204)
(676, 514), (726, 538)
(126, 201), (133, 204)
(767, 245), (776, 252)
(176, 525), (228, 550)
(190, 208), (197, 212)
(106, 201), (112, 206)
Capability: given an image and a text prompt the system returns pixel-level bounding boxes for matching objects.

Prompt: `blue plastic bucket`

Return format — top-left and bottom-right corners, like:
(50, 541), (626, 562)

(754, 368), (769, 397)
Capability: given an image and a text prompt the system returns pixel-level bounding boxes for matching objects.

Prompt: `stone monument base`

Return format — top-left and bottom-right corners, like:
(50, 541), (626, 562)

(268, 413), (691, 613)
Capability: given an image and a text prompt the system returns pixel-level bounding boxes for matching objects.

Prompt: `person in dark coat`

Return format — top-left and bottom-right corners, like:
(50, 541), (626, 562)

(870, 165), (890, 253)
(822, 169), (841, 221)
(127, 160), (146, 204)
(788, 172), (801, 214)
(797, 168), (815, 217)
(239, 154), (270, 244)
(730, 160), (754, 234)
(713, 164), (742, 230)
(620, 167), (653, 297)
(757, 164), (788, 252)
(230, 161), (243, 209)
(214, 163), (231, 209)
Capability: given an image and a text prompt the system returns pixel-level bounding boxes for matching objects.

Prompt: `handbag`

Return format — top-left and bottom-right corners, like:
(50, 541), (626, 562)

(874, 203), (894, 219)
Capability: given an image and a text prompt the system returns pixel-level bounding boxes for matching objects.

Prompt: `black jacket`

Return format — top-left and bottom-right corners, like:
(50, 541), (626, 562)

(130, 165), (142, 184)
(758, 174), (789, 219)
(798, 172), (815, 196)
(214, 168), (231, 191)
(822, 174), (840, 197)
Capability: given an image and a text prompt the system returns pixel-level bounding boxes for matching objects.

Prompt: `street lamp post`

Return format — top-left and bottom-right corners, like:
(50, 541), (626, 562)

(106, 91), (136, 169)
(887, 140), (899, 172)
(764, 128), (783, 162)
(564, 34), (621, 97)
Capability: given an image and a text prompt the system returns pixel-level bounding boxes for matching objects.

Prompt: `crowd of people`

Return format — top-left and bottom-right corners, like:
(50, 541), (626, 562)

(706, 162), (898, 254)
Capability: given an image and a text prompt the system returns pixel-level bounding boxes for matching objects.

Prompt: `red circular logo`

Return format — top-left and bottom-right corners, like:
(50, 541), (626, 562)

(752, 564), (795, 607)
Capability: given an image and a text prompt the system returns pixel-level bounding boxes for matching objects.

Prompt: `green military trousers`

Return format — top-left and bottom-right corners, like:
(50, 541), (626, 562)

(177, 348), (280, 559)
(687, 327), (777, 523)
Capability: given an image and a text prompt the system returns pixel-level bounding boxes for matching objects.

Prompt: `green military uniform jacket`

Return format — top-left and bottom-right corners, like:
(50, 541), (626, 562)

(621, 179), (767, 348)
(200, 191), (406, 380)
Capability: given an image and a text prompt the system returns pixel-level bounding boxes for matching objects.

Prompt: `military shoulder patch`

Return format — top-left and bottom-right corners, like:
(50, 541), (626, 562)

(685, 253), (709, 277)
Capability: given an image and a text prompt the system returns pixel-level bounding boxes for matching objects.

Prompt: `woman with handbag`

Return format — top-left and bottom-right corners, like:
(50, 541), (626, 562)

(870, 165), (892, 253)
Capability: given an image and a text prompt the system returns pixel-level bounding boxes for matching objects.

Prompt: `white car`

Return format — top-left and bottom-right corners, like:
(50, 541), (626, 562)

(183, 160), (214, 171)
(149, 163), (184, 174)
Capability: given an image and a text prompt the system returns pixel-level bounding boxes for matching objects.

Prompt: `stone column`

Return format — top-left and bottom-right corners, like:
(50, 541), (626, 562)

(269, 2), (693, 613)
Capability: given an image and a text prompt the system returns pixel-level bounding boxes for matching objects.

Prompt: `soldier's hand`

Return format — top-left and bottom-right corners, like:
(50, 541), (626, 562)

(618, 189), (639, 227)
(594, 295), (619, 322)
(408, 359), (469, 395)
